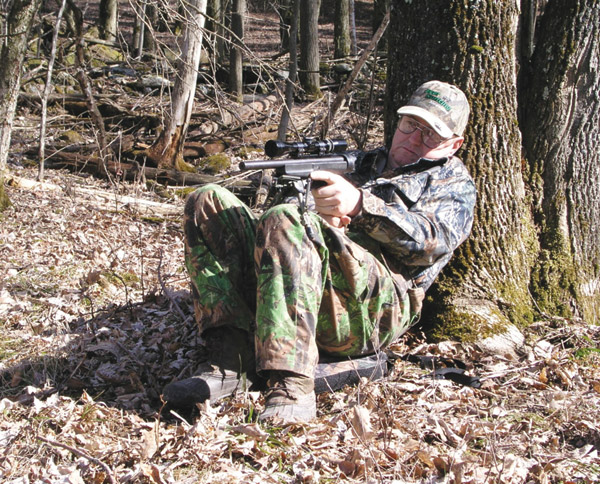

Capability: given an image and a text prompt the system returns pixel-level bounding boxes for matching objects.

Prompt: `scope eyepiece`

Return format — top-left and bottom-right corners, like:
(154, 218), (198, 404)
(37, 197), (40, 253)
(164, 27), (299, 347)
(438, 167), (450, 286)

(265, 138), (348, 158)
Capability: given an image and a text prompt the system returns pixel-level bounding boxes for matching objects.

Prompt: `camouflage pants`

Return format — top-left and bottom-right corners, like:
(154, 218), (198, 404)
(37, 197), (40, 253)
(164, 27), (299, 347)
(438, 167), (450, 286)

(184, 184), (411, 378)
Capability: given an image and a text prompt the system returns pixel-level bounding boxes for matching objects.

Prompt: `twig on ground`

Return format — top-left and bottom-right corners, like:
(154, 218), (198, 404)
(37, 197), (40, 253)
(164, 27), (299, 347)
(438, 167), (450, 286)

(37, 435), (117, 484)
(158, 249), (189, 323)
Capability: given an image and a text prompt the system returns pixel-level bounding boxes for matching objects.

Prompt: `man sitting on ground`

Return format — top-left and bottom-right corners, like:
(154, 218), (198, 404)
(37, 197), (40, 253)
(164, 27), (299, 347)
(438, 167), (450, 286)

(163, 80), (477, 424)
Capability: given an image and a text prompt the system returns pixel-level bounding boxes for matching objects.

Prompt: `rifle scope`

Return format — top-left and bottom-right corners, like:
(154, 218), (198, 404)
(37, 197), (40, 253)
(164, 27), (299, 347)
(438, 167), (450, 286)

(265, 138), (348, 158)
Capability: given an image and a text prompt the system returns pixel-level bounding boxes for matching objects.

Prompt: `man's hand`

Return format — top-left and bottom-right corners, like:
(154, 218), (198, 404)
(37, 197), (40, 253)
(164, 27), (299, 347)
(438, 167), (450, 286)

(310, 171), (362, 228)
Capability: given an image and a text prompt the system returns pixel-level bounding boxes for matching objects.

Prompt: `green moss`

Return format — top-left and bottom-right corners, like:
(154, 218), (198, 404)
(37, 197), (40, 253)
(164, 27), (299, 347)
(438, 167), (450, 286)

(237, 146), (263, 159)
(0, 180), (11, 212)
(141, 215), (165, 224)
(529, 215), (578, 319)
(198, 153), (231, 174)
(427, 299), (510, 343)
(176, 158), (196, 173)
(319, 62), (331, 75)
(574, 347), (600, 360)
(60, 130), (85, 144)
(469, 45), (484, 54)
(0, 333), (22, 360)
(102, 270), (140, 287)
(145, 180), (173, 200)
(173, 186), (198, 199)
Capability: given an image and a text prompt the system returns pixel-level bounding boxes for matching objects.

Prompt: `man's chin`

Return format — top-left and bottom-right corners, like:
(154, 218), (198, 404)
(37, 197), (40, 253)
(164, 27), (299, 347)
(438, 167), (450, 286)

(389, 152), (419, 168)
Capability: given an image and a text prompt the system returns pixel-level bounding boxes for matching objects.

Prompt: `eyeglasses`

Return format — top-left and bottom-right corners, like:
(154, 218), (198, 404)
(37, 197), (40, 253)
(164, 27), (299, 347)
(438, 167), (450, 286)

(396, 115), (450, 148)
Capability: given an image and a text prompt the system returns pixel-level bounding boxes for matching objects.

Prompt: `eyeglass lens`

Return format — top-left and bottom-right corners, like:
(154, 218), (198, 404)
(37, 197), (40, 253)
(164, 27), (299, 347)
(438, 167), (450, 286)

(397, 116), (445, 148)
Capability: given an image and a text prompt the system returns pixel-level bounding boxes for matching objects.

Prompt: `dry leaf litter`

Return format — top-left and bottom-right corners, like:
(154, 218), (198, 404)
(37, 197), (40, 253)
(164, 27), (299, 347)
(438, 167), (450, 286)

(1, 166), (599, 483)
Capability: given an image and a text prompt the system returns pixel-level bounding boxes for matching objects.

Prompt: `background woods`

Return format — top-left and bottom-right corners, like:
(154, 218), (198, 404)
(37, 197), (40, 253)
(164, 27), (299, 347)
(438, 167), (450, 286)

(1, 0), (599, 482)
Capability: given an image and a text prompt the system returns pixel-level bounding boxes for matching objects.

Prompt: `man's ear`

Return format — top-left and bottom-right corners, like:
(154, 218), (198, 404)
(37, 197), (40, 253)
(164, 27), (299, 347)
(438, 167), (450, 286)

(449, 136), (464, 155)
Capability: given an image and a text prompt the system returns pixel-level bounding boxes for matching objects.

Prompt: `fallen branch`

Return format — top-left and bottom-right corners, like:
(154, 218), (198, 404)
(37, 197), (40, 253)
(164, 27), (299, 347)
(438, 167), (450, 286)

(157, 249), (190, 323)
(37, 435), (117, 484)
(6, 173), (182, 217)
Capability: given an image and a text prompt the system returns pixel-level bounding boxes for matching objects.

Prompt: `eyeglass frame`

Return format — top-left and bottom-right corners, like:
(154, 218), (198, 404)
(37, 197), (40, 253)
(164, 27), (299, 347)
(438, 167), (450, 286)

(396, 115), (454, 149)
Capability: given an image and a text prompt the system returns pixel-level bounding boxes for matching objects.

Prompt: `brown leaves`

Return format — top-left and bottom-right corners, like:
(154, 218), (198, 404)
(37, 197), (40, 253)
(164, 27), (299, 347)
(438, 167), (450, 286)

(1, 169), (600, 482)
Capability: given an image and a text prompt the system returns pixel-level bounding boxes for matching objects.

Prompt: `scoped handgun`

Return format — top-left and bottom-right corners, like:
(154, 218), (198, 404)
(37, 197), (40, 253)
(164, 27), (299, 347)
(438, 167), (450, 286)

(240, 138), (359, 209)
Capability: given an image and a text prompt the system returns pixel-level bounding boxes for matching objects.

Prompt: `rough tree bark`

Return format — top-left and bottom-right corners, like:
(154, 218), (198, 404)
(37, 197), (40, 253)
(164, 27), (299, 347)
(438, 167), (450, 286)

(145, 0), (208, 170)
(229, 0), (245, 102)
(372, 0), (388, 51)
(334, 0), (350, 59)
(277, 0), (294, 52)
(299, 0), (321, 99)
(0, 0), (43, 174)
(98, 0), (118, 42)
(521, 0), (600, 323)
(388, 0), (537, 339)
(277, 0), (300, 141)
(207, 0), (227, 61)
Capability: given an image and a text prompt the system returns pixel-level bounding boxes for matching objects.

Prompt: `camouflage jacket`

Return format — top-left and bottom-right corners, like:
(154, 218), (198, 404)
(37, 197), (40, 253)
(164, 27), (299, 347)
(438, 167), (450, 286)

(348, 148), (476, 291)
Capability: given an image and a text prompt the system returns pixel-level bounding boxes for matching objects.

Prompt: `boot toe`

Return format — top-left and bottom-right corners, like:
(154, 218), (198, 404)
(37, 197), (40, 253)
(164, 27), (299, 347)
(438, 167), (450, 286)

(163, 366), (254, 407)
(259, 391), (316, 424)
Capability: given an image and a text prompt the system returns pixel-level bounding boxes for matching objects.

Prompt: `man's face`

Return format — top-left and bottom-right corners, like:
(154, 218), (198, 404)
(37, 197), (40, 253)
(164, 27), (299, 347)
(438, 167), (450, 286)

(388, 115), (464, 169)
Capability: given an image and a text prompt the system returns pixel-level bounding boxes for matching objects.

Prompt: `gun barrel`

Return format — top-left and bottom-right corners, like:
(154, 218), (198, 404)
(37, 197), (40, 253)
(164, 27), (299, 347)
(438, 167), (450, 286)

(240, 154), (355, 177)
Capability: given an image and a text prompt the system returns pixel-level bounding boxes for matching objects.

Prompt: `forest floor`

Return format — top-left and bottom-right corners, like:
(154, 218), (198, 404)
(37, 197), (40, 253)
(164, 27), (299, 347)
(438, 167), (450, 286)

(2, 1), (600, 483)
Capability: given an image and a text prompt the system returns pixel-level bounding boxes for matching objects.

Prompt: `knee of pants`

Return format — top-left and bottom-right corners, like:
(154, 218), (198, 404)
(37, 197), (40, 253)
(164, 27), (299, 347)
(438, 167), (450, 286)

(186, 183), (228, 204)
(185, 184), (242, 222)
(257, 203), (303, 230)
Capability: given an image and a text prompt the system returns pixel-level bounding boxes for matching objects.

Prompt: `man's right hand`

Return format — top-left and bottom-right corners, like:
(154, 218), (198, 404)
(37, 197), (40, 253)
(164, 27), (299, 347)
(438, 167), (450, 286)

(310, 171), (362, 229)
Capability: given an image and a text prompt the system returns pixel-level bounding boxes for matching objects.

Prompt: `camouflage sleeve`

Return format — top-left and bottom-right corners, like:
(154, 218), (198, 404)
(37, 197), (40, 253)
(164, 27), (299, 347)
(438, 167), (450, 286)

(350, 157), (476, 277)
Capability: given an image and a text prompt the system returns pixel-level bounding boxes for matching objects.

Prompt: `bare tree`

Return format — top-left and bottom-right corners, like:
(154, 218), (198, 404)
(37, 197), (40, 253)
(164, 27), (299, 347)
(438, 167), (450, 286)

(145, 0), (208, 170)
(372, 0), (388, 51)
(0, 0), (43, 210)
(98, 0), (118, 42)
(298, 0), (321, 99)
(207, 0), (227, 61)
(229, 0), (245, 102)
(277, 0), (294, 52)
(39, 0), (68, 181)
(334, 0), (350, 59)
(277, 0), (300, 140)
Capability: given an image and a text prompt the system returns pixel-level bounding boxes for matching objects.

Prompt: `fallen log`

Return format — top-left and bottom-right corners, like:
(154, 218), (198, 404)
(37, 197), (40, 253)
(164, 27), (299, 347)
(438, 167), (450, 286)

(43, 150), (220, 185)
(6, 173), (183, 217)
(40, 148), (257, 202)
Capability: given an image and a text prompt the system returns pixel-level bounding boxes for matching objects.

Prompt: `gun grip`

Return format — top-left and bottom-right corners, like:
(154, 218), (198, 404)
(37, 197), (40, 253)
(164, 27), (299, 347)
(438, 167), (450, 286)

(310, 179), (328, 189)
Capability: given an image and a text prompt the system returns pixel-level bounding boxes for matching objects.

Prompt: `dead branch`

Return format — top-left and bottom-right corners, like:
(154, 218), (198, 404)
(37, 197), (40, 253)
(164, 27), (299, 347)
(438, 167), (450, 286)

(37, 435), (117, 484)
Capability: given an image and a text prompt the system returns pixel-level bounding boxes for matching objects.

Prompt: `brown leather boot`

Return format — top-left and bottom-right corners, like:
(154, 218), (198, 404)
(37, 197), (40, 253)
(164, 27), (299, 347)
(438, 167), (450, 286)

(162, 327), (258, 407)
(259, 371), (316, 424)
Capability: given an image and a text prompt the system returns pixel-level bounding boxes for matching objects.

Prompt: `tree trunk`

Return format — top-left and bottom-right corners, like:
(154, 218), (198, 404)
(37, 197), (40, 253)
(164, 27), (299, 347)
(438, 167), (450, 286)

(521, 0), (600, 323)
(277, 0), (294, 52)
(388, 0), (537, 339)
(299, 0), (321, 99)
(334, 0), (350, 59)
(39, 0), (67, 181)
(349, 0), (357, 55)
(229, 0), (245, 102)
(98, 0), (118, 42)
(207, 0), (227, 61)
(145, 0), (208, 170)
(277, 0), (300, 140)
(0, 0), (43, 173)
(372, 0), (388, 51)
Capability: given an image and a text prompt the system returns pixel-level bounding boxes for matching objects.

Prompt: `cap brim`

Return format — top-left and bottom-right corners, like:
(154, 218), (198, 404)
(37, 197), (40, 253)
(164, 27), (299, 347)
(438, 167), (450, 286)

(397, 106), (454, 138)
